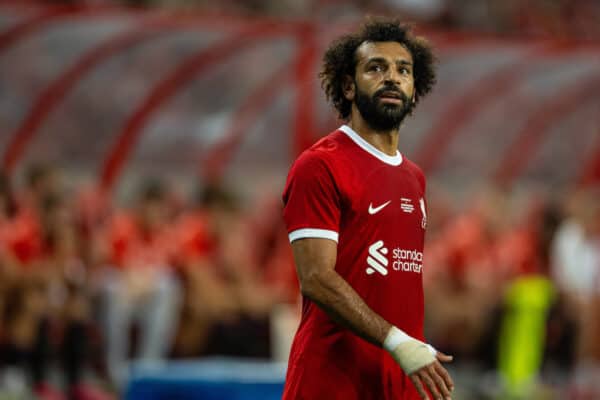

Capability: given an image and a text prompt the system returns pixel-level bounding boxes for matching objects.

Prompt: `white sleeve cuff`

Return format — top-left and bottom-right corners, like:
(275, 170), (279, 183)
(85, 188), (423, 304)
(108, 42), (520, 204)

(288, 228), (338, 243)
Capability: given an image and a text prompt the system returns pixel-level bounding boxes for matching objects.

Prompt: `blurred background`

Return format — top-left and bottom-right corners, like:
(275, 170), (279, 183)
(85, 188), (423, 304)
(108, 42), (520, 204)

(0, 0), (599, 399)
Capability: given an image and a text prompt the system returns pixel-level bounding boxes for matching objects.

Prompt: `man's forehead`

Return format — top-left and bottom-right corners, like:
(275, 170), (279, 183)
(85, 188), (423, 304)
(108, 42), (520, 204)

(355, 41), (412, 63)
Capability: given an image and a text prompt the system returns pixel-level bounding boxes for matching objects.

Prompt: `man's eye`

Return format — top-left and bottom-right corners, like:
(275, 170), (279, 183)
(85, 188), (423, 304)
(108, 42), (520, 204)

(400, 67), (410, 75)
(370, 65), (383, 72)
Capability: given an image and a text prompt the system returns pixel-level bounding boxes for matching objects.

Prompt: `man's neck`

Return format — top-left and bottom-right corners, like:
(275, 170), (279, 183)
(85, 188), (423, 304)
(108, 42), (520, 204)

(347, 112), (400, 157)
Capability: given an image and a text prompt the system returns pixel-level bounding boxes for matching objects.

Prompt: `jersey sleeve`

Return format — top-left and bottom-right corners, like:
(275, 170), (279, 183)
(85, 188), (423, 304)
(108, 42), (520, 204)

(282, 152), (341, 243)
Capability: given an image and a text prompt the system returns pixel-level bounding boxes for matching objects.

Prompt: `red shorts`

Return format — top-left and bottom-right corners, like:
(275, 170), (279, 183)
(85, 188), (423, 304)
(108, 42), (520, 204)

(282, 352), (421, 400)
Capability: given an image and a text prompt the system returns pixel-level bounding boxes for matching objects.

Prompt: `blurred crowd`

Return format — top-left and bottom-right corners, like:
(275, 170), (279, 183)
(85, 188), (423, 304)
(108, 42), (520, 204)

(1, 163), (599, 399)
(423, 185), (600, 398)
(0, 164), (297, 399)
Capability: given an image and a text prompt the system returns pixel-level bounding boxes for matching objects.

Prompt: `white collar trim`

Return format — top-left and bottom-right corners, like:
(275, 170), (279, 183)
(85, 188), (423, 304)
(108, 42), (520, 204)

(339, 125), (403, 166)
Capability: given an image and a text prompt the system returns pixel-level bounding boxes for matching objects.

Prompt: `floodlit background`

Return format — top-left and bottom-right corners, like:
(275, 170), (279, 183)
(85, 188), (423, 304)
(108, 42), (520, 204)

(0, 0), (599, 399)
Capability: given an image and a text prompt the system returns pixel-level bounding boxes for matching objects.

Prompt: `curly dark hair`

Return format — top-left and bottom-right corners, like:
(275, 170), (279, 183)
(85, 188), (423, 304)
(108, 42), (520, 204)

(320, 18), (437, 120)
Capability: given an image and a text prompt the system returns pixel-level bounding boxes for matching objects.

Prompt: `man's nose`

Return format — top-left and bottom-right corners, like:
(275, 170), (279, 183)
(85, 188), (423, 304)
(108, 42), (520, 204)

(383, 69), (401, 85)
(383, 78), (401, 90)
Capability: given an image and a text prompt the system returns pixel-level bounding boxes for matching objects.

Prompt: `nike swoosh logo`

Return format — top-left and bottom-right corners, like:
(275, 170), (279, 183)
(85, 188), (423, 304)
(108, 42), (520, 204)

(368, 201), (391, 215)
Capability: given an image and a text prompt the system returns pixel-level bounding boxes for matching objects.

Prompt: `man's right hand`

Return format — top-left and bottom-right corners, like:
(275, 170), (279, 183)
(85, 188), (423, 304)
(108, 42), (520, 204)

(408, 351), (454, 400)
(387, 337), (454, 399)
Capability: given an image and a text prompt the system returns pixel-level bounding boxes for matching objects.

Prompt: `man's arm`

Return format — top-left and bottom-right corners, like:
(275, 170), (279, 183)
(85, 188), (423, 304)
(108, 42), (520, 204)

(292, 237), (391, 345)
(292, 237), (454, 400)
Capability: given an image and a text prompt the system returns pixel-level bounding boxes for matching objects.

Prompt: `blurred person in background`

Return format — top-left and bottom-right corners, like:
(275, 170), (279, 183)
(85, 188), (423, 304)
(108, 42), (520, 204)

(0, 166), (60, 399)
(170, 185), (238, 358)
(424, 188), (510, 368)
(39, 194), (112, 400)
(0, 172), (28, 393)
(1, 167), (110, 399)
(201, 186), (274, 357)
(490, 193), (570, 396)
(95, 180), (180, 388)
(0, 173), (19, 329)
(173, 185), (280, 359)
(551, 187), (600, 396)
(281, 18), (453, 400)
(248, 194), (300, 362)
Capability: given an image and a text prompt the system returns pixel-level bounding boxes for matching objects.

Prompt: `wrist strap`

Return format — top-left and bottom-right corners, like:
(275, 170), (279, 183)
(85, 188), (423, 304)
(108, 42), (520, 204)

(383, 326), (411, 352)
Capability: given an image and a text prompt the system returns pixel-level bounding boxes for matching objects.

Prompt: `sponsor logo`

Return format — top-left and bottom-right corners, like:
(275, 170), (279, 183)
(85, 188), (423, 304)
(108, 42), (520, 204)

(366, 240), (388, 275)
(368, 200), (391, 215)
(392, 248), (423, 273)
(366, 240), (423, 276)
(400, 198), (414, 213)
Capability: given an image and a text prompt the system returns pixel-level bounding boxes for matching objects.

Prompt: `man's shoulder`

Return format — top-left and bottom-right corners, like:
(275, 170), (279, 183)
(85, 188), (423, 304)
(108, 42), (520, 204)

(401, 156), (424, 174)
(400, 156), (427, 189)
(308, 129), (348, 155)
(295, 129), (350, 167)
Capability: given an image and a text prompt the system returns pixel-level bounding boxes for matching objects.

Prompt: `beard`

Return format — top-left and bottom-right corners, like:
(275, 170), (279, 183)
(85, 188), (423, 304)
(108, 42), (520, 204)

(354, 83), (413, 132)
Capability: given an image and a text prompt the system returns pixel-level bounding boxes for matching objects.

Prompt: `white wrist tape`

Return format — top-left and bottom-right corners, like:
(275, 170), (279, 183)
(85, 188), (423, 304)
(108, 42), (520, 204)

(384, 326), (437, 375)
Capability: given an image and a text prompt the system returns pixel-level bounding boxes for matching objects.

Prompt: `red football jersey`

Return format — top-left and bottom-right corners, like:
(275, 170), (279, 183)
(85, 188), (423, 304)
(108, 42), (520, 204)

(282, 125), (428, 400)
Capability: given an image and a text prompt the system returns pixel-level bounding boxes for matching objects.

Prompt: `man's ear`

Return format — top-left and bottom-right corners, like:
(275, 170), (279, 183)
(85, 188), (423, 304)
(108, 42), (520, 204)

(343, 75), (355, 101)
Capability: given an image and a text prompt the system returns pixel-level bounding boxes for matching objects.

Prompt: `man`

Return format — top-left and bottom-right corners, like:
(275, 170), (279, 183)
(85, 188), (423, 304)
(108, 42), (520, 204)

(281, 19), (454, 399)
